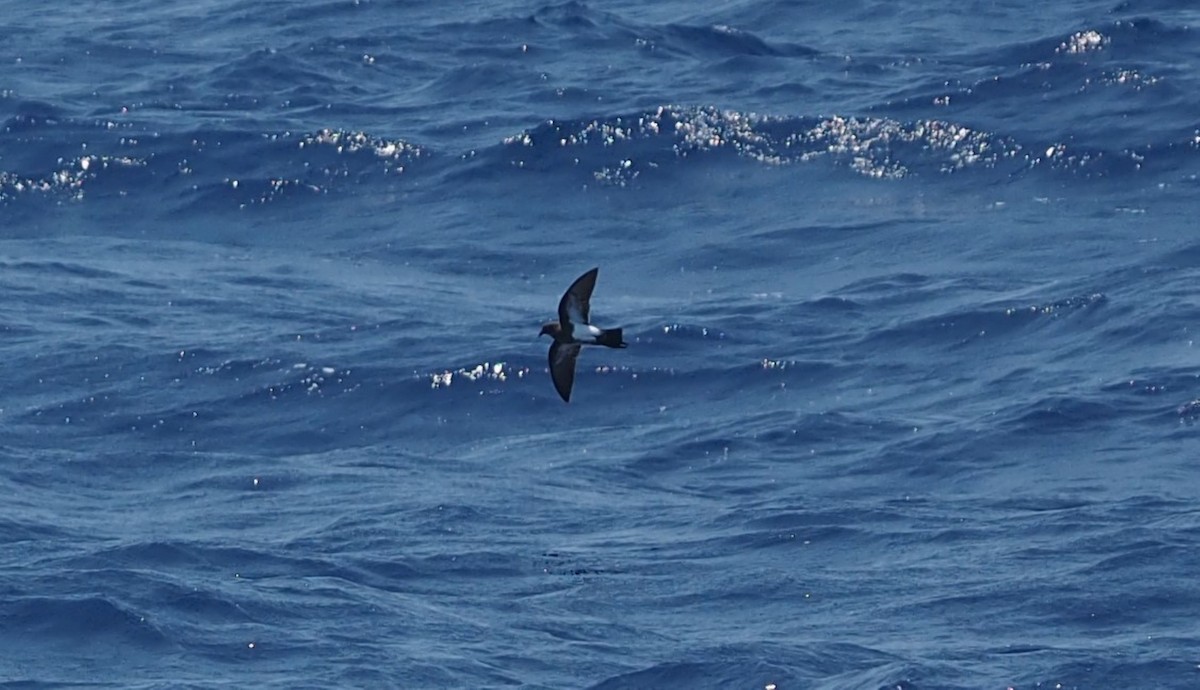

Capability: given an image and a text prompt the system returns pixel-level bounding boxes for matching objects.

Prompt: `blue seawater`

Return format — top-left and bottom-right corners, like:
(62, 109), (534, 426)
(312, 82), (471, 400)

(3, 1), (1200, 687)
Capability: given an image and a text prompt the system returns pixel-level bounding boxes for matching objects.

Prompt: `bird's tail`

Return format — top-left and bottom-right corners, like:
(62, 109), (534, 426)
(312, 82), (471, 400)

(597, 328), (628, 349)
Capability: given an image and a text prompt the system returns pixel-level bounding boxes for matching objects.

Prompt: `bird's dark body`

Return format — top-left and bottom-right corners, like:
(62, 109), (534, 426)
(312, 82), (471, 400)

(540, 322), (626, 349)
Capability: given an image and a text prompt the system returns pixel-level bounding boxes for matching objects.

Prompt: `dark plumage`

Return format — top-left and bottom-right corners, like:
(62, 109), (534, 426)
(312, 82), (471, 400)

(538, 267), (627, 402)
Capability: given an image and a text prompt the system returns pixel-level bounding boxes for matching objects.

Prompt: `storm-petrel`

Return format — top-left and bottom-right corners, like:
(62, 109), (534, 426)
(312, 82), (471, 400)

(539, 267), (627, 402)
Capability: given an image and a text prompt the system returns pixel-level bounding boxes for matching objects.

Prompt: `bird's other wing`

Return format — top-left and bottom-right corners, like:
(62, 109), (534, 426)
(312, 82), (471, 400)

(558, 267), (599, 326)
(548, 341), (581, 402)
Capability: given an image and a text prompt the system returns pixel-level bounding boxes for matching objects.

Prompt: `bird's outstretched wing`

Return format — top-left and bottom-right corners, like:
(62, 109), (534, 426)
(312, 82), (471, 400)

(558, 267), (598, 326)
(548, 341), (581, 402)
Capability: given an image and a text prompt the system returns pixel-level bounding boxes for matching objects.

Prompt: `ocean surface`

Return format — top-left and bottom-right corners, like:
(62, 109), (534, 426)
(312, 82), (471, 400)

(3, 1), (1200, 687)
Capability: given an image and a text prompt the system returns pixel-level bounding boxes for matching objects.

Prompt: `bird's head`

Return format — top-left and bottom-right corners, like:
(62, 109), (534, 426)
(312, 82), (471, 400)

(539, 322), (559, 338)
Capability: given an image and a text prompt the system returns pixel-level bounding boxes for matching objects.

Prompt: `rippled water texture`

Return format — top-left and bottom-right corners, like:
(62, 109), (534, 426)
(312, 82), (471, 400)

(3, 1), (1200, 687)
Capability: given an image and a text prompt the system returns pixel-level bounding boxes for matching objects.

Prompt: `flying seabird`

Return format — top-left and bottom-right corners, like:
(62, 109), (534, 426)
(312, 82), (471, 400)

(539, 267), (627, 402)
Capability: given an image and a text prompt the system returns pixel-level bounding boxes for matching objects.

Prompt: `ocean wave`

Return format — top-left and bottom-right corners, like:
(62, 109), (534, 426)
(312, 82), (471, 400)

(6, 97), (1196, 210)
(2, 594), (169, 646)
(0, 117), (426, 207)
(856, 289), (1108, 350)
(586, 642), (910, 690)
